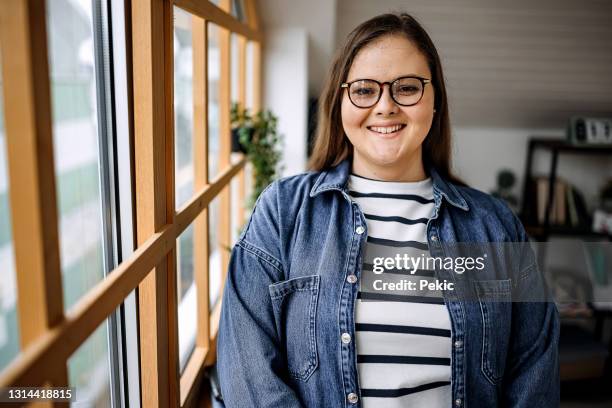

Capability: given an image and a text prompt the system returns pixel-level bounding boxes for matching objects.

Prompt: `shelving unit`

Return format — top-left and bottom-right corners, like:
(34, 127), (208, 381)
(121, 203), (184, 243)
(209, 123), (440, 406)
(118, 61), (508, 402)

(519, 137), (612, 381)
(520, 137), (612, 241)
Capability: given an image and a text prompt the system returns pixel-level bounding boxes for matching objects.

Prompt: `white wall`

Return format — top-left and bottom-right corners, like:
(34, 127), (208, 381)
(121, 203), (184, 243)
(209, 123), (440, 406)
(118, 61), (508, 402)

(263, 28), (308, 176)
(335, 0), (612, 202)
(258, 0), (612, 192)
(335, 0), (612, 129)
(259, 0), (337, 97)
(259, 0), (339, 176)
(452, 128), (612, 210)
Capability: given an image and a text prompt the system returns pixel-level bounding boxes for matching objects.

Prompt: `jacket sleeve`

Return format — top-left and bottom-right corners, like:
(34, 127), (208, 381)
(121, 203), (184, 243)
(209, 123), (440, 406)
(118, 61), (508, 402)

(502, 215), (560, 407)
(217, 183), (304, 407)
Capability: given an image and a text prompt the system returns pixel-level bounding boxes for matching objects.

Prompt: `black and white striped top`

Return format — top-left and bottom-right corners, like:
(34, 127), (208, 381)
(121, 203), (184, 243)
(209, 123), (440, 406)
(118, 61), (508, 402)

(349, 173), (452, 407)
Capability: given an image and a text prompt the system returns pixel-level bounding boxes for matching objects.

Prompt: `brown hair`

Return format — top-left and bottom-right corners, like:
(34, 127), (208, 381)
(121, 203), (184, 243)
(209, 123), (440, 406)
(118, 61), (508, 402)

(308, 12), (464, 185)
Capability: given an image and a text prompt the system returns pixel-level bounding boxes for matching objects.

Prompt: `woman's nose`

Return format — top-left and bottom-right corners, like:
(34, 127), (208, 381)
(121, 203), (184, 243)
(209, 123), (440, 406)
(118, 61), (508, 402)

(374, 84), (399, 116)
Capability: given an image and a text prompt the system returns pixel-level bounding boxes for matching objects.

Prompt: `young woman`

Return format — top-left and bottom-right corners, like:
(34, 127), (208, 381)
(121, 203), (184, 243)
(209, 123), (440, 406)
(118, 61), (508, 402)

(217, 13), (559, 408)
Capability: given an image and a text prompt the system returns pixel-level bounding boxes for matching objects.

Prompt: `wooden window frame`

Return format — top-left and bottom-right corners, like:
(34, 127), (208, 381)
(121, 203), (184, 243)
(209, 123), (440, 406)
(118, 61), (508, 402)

(0, 0), (262, 407)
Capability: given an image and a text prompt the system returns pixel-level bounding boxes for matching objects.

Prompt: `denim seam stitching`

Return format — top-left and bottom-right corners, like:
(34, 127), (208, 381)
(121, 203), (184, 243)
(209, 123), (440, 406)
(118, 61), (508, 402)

(269, 278), (319, 381)
(237, 240), (283, 273)
(269, 286), (317, 300)
(479, 300), (501, 385)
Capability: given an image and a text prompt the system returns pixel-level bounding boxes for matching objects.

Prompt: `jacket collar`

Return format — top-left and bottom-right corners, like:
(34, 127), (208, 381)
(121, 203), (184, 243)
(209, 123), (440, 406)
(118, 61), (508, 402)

(310, 159), (469, 211)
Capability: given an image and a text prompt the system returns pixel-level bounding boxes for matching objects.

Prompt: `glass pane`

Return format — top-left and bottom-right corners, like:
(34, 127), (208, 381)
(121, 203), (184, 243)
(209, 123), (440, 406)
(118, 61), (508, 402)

(230, 176), (241, 246)
(209, 195), (222, 308)
(68, 322), (111, 407)
(0, 57), (20, 371)
(177, 223), (196, 372)
(47, 0), (105, 310)
(231, 0), (246, 22)
(174, 7), (197, 372)
(208, 23), (220, 181)
(230, 34), (239, 105)
(245, 41), (254, 112)
(174, 7), (194, 208)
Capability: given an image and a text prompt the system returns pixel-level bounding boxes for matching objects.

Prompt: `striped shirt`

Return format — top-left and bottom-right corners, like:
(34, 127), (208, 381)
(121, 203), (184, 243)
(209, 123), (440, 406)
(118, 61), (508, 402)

(349, 173), (452, 407)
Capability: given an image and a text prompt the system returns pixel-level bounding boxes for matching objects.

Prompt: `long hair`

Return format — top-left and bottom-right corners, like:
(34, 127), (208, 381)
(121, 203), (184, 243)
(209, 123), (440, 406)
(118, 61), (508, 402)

(308, 13), (464, 185)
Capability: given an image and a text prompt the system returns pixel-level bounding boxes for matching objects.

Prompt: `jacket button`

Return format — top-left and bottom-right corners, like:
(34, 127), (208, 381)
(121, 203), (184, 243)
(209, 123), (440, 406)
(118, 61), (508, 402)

(355, 226), (365, 235)
(454, 340), (463, 349)
(346, 274), (357, 284)
(347, 393), (358, 404)
(455, 398), (462, 406)
(341, 333), (351, 344)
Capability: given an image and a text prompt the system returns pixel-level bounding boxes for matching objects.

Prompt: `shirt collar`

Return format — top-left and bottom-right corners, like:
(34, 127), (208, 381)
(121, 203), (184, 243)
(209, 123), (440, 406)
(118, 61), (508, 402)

(309, 159), (469, 211)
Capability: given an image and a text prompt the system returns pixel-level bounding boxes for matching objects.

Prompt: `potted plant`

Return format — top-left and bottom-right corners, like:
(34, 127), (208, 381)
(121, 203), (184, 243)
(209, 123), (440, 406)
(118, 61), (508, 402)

(230, 103), (282, 209)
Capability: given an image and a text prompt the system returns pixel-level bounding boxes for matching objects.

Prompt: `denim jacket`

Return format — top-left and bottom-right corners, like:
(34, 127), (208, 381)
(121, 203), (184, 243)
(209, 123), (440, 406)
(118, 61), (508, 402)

(217, 160), (560, 408)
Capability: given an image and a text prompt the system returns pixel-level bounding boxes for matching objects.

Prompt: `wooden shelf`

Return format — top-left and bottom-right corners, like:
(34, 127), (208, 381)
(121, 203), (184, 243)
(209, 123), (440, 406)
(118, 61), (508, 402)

(529, 137), (612, 154)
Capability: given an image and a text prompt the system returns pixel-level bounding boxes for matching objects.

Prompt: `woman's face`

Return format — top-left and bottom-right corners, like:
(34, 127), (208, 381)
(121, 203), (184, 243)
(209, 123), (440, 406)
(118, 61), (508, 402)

(341, 34), (435, 179)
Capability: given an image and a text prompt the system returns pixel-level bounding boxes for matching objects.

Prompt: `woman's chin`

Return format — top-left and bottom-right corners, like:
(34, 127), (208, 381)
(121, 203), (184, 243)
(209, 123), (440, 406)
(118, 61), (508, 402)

(367, 148), (406, 166)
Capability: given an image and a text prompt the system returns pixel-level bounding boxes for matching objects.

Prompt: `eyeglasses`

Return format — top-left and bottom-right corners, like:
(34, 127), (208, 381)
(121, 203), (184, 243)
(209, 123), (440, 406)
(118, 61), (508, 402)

(341, 76), (431, 108)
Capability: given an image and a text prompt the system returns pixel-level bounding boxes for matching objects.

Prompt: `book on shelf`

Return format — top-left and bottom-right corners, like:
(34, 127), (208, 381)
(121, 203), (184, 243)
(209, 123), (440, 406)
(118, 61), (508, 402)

(535, 177), (567, 225)
(527, 177), (590, 228)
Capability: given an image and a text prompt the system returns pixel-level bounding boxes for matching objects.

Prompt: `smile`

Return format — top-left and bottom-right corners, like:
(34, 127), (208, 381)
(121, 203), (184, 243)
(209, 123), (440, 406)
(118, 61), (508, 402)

(366, 124), (406, 134)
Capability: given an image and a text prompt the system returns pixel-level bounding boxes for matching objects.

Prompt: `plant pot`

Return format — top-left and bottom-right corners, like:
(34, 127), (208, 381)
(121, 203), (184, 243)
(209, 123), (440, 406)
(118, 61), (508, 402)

(231, 127), (255, 153)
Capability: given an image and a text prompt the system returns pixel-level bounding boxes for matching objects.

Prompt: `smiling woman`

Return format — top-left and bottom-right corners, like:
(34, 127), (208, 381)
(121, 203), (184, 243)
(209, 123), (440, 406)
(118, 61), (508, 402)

(340, 34), (435, 182)
(217, 12), (559, 408)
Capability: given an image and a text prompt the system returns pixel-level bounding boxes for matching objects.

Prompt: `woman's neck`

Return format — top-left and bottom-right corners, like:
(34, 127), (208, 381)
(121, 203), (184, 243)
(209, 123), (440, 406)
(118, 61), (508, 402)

(351, 153), (427, 182)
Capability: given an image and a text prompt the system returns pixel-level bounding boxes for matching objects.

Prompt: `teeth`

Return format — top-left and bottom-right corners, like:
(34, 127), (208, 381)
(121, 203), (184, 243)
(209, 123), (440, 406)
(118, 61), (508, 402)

(369, 124), (404, 134)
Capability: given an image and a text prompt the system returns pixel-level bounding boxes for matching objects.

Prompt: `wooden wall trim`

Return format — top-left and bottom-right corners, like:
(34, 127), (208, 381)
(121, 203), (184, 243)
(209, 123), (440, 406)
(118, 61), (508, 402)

(174, 0), (262, 42)
(132, 0), (179, 405)
(244, 0), (260, 30)
(0, 0), (64, 347)
(191, 13), (211, 355)
(0, 0), (69, 392)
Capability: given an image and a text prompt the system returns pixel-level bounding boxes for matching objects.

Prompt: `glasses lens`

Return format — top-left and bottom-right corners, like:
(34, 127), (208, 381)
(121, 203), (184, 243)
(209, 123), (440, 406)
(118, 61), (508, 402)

(349, 80), (380, 107)
(392, 77), (424, 106)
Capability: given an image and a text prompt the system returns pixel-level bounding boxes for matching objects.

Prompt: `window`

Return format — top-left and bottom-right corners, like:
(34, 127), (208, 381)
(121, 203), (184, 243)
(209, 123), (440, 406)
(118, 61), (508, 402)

(0, 1), (262, 406)
(47, 0), (106, 310)
(0, 57), (20, 373)
(47, 0), (115, 404)
(208, 23), (221, 180)
(68, 323), (112, 406)
(174, 6), (198, 370)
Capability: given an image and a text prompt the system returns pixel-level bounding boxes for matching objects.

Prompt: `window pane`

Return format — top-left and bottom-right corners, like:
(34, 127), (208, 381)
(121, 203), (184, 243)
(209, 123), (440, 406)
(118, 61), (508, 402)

(230, 176), (241, 246)
(174, 7), (198, 372)
(209, 195), (222, 308)
(208, 23), (221, 181)
(231, 0), (246, 22)
(174, 7), (194, 208)
(230, 34), (239, 105)
(0, 57), (20, 372)
(47, 0), (105, 310)
(47, 2), (113, 404)
(69, 322), (112, 407)
(177, 223), (196, 372)
(246, 41), (255, 112)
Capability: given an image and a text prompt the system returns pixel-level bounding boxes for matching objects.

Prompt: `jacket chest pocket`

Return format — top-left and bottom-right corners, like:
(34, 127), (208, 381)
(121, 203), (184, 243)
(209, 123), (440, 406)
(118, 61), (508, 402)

(269, 275), (320, 382)
(474, 279), (512, 385)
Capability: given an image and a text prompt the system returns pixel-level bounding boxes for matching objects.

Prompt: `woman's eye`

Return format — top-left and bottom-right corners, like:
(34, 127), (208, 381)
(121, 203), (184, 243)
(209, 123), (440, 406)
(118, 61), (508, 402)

(398, 86), (419, 94)
(353, 87), (376, 96)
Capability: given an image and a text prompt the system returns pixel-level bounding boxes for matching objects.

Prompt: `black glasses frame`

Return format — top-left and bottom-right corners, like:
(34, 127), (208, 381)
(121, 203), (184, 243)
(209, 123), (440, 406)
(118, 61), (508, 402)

(341, 76), (431, 108)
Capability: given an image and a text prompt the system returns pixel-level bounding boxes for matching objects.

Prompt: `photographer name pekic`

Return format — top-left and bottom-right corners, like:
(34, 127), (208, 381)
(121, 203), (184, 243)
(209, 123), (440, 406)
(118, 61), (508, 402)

(372, 279), (454, 291)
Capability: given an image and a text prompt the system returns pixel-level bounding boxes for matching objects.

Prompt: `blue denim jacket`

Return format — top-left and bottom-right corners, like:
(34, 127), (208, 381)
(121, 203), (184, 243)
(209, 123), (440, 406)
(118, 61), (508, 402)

(217, 160), (560, 408)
